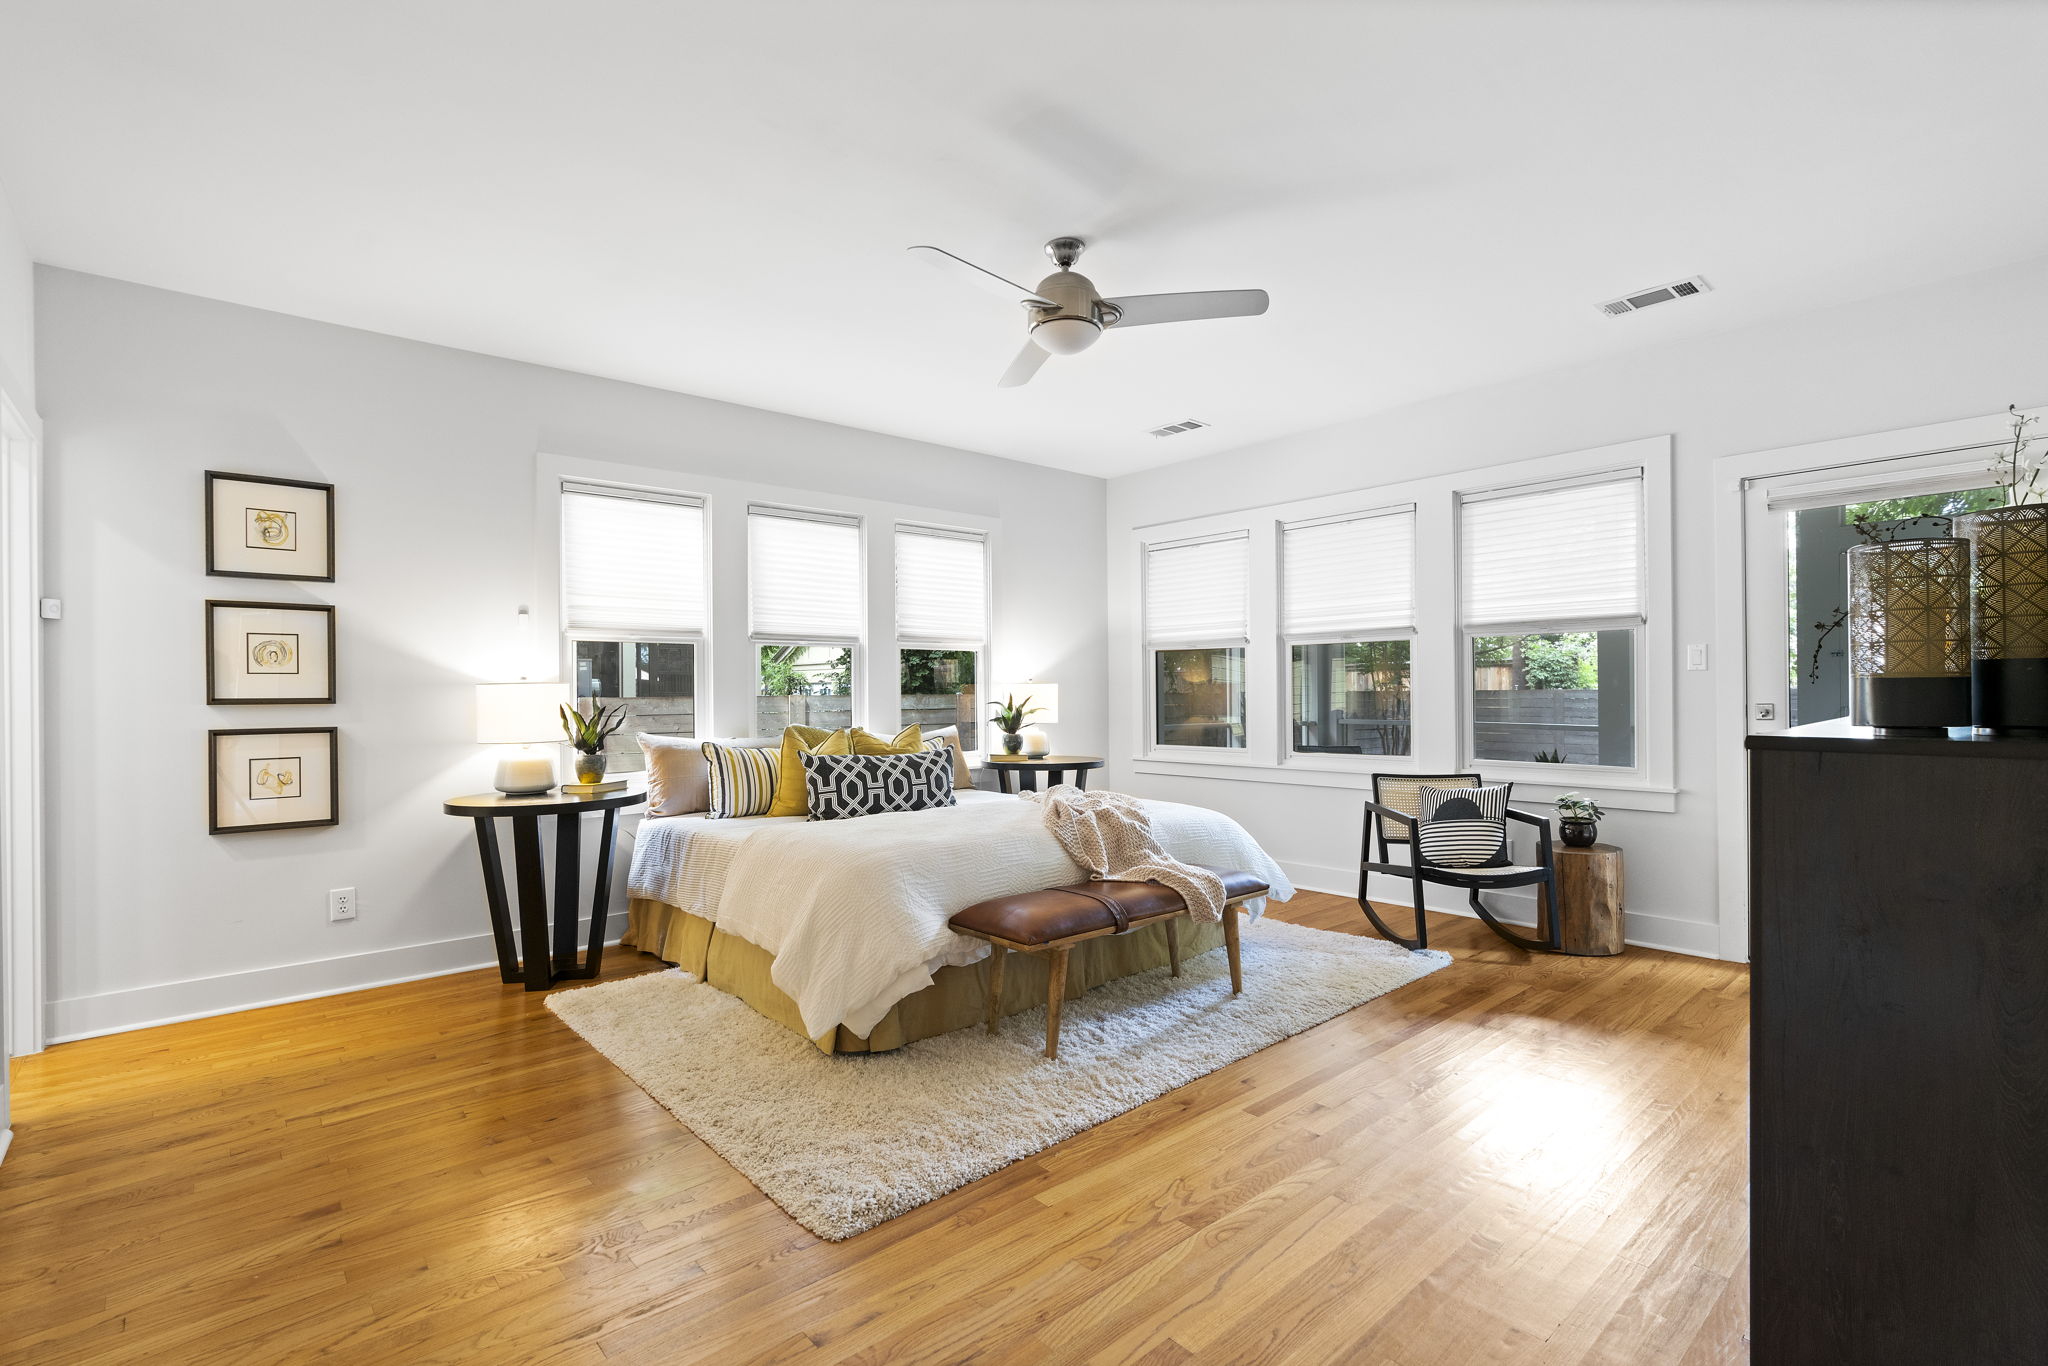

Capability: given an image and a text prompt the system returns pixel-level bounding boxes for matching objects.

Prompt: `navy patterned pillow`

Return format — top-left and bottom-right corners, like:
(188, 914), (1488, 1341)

(802, 748), (957, 821)
(1415, 782), (1512, 868)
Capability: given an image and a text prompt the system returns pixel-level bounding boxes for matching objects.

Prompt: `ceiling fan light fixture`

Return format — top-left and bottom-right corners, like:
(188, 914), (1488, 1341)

(1031, 315), (1101, 355)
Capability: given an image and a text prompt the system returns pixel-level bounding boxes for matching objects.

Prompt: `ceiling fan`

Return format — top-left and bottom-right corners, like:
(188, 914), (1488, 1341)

(907, 236), (1270, 387)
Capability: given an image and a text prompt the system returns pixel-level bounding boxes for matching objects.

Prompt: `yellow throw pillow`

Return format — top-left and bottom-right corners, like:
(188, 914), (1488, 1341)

(850, 724), (922, 755)
(767, 726), (855, 818)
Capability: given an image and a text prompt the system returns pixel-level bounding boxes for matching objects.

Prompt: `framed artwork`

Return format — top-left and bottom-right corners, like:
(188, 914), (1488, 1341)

(209, 727), (339, 834)
(206, 600), (336, 704)
(205, 471), (335, 581)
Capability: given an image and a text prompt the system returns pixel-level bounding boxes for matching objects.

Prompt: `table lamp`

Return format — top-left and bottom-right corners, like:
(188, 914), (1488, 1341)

(992, 681), (1059, 756)
(476, 682), (572, 794)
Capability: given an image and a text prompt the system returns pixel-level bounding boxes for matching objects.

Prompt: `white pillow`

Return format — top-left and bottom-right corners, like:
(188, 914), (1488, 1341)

(638, 734), (779, 817)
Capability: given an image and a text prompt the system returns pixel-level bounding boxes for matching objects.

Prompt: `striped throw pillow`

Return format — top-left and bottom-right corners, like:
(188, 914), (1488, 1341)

(1416, 782), (1511, 868)
(702, 741), (780, 819)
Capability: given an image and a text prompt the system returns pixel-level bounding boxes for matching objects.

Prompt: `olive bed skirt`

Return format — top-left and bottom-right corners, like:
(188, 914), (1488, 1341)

(622, 896), (1225, 1054)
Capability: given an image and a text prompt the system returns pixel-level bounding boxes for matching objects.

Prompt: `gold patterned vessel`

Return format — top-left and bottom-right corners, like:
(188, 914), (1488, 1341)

(1954, 504), (2048, 733)
(1846, 538), (1972, 733)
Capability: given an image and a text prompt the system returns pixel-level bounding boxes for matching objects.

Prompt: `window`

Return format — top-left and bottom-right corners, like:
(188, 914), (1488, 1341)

(1282, 508), (1414, 756)
(896, 525), (987, 749)
(561, 483), (705, 768)
(750, 505), (862, 736)
(1146, 533), (1248, 748)
(1460, 474), (1643, 768)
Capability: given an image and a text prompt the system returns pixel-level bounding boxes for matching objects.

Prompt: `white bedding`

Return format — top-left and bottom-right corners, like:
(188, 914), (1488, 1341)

(626, 790), (1292, 1041)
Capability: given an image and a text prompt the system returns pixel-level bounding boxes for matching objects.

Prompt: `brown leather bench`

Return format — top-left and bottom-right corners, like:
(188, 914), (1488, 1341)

(947, 867), (1270, 1059)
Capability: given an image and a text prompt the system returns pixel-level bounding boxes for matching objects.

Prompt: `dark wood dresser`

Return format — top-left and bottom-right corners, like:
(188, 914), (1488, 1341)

(1747, 719), (2048, 1364)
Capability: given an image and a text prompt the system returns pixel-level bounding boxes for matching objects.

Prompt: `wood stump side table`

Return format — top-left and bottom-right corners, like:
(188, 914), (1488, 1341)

(1534, 842), (1626, 956)
(443, 780), (647, 990)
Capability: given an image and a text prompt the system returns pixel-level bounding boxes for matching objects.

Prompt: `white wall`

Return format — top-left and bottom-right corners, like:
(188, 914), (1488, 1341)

(1107, 253), (2048, 959)
(35, 267), (1107, 1039)
(0, 185), (30, 405)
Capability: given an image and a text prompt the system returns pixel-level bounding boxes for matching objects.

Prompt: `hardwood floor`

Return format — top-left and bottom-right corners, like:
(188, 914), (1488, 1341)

(1, 894), (1749, 1365)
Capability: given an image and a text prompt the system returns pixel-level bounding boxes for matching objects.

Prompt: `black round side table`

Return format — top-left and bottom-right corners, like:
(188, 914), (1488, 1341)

(443, 780), (647, 991)
(985, 755), (1106, 794)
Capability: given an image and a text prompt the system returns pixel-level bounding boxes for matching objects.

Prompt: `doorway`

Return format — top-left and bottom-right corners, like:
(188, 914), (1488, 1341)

(1711, 409), (2029, 962)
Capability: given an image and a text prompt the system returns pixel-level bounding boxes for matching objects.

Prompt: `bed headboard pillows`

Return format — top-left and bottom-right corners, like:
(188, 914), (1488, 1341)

(638, 733), (778, 817)
(919, 726), (977, 791)
(801, 748), (957, 820)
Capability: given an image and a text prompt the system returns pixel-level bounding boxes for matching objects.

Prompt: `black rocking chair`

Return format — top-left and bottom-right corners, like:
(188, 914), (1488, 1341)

(1358, 772), (1563, 953)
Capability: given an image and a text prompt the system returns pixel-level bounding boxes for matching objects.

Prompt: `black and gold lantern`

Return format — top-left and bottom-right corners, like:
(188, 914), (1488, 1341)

(1846, 537), (1972, 734)
(1955, 503), (2048, 732)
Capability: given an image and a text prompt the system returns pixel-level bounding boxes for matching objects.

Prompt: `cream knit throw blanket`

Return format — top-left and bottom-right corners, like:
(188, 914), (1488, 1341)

(1023, 785), (1229, 922)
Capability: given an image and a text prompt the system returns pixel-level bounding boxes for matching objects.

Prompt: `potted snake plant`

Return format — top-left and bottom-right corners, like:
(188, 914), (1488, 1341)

(988, 692), (1046, 756)
(560, 694), (627, 783)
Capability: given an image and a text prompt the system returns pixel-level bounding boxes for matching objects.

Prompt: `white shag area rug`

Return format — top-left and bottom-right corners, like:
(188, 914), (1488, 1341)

(546, 919), (1450, 1240)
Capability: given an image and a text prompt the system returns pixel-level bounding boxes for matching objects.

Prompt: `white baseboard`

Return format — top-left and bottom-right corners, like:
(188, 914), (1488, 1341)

(46, 911), (632, 1044)
(1275, 859), (1728, 960)
(0, 1127), (12, 1167)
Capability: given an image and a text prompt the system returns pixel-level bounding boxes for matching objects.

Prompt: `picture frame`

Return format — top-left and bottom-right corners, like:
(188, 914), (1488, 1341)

(205, 600), (337, 704)
(208, 727), (339, 834)
(205, 470), (335, 581)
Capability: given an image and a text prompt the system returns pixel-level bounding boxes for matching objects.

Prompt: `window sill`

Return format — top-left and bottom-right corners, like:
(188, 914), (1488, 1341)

(1127, 756), (1679, 811)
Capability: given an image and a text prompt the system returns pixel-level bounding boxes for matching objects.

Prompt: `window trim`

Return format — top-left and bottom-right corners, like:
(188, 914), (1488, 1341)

(1123, 434), (1674, 807)
(537, 453), (998, 746)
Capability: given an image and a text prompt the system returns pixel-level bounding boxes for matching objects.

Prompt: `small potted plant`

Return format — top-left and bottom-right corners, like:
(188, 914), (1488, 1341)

(988, 692), (1046, 756)
(1553, 792), (1604, 848)
(560, 694), (627, 783)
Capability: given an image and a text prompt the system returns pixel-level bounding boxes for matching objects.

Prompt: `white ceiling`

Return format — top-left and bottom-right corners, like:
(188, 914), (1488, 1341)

(5, 1), (2048, 477)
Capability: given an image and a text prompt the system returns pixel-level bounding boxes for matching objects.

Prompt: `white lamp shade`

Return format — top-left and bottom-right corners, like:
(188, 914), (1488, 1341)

(992, 681), (1059, 724)
(1031, 317), (1101, 355)
(476, 682), (571, 745)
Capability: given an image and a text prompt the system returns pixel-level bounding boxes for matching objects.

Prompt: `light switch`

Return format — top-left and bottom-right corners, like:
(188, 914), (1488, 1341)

(1686, 643), (1708, 670)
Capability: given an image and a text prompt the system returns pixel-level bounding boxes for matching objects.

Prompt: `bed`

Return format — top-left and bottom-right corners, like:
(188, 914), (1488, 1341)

(622, 788), (1293, 1053)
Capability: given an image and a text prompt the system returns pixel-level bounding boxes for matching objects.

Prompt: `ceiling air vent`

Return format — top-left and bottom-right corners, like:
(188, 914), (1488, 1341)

(1598, 275), (1712, 317)
(1149, 418), (1211, 438)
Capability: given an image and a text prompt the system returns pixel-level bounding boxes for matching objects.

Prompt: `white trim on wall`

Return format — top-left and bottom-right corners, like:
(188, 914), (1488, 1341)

(1, 389), (44, 1064)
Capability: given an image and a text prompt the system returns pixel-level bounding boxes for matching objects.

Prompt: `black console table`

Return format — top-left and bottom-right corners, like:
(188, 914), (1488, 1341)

(443, 781), (646, 991)
(1747, 719), (2048, 1363)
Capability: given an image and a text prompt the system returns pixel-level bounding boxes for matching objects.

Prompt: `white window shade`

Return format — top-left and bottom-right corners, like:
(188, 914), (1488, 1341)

(1282, 509), (1415, 637)
(561, 486), (705, 636)
(1145, 533), (1249, 643)
(1461, 475), (1644, 627)
(750, 506), (863, 641)
(896, 527), (987, 645)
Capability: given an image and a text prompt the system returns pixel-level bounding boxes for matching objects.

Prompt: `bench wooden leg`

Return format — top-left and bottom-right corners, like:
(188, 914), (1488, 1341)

(1164, 918), (1181, 977)
(985, 943), (1007, 1034)
(1045, 945), (1069, 1060)
(1224, 905), (1243, 995)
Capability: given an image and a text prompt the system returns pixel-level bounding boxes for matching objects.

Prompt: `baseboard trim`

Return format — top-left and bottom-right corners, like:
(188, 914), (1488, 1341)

(1275, 859), (1727, 960)
(46, 912), (632, 1044)
(0, 1127), (12, 1167)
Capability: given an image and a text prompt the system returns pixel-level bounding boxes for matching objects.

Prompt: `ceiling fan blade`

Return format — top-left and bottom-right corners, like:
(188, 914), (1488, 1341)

(1103, 289), (1270, 328)
(908, 245), (1055, 307)
(996, 340), (1049, 389)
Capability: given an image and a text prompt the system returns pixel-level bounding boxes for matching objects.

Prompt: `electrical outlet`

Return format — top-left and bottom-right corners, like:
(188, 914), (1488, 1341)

(328, 887), (357, 922)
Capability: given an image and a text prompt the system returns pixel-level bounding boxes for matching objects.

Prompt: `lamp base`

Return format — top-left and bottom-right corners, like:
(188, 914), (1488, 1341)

(494, 753), (557, 796)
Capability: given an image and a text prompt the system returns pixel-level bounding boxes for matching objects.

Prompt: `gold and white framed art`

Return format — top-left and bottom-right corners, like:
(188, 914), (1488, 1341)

(205, 470), (335, 581)
(209, 727), (339, 834)
(206, 600), (336, 704)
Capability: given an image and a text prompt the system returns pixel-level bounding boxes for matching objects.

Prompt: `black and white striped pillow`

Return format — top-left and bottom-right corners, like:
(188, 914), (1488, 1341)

(1416, 782), (1511, 868)
(701, 741), (780, 819)
(803, 748), (956, 821)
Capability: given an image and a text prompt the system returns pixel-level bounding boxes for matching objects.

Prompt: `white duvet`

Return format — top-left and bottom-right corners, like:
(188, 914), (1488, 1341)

(625, 790), (1293, 1040)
